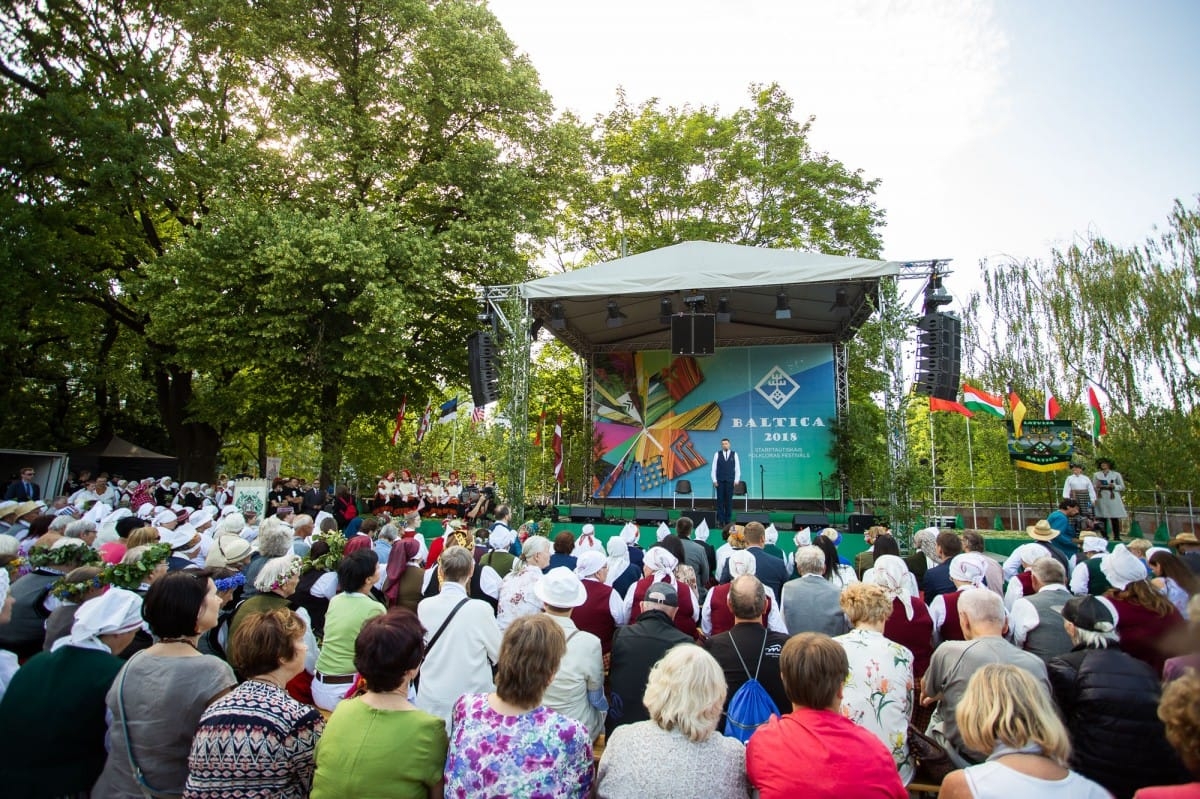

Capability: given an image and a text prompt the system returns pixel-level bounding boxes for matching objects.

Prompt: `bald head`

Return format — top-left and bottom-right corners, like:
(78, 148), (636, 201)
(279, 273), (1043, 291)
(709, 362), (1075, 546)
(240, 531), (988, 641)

(729, 574), (766, 621)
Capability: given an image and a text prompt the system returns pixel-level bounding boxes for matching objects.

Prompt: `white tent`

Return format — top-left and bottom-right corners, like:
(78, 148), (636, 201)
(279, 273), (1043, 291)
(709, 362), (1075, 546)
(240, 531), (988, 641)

(519, 241), (899, 353)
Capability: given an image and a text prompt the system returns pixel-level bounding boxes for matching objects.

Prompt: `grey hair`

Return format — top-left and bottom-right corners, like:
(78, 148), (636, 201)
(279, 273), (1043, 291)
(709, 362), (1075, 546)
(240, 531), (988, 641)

(49, 515), (73, 533)
(377, 523), (399, 542)
(1031, 556), (1066, 586)
(255, 518), (293, 558)
(513, 535), (551, 576)
(958, 587), (1006, 626)
(794, 545), (826, 576)
(64, 519), (98, 539)
(291, 514), (314, 531)
(439, 545), (474, 583)
(1072, 626), (1119, 649)
(254, 553), (298, 593)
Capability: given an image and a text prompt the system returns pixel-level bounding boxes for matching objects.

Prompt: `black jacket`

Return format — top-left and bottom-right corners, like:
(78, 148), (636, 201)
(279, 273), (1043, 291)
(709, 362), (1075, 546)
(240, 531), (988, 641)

(922, 562), (955, 601)
(607, 610), (692, 736)
(1048, 644), (1190, 799)
(704, 623), (791, 717)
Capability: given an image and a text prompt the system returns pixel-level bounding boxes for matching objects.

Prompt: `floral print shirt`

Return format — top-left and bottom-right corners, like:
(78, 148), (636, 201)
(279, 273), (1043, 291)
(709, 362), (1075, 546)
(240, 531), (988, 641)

(834, 627), (915, 783)
(496, 566), (545, 633)
(444, 693), (593, 799)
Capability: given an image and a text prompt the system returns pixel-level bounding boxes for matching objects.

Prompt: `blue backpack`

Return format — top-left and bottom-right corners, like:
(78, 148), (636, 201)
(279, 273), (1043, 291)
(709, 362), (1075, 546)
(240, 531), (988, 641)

(723, 629), (779, 743)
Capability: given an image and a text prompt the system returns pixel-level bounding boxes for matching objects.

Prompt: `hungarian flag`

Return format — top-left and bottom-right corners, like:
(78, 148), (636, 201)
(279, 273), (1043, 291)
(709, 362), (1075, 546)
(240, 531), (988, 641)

(533, 408), (546, 447)
(1044, 387), (1060, 420)
(389, 396), (407, 446)
(1008, 386), (1027, 438)
(415, 404), (432, 443)
(552, 414), (564, 485)
(1088, 383), (1108, 443)
(962, 384), (1004, 418)
(929, 396), (973, 417)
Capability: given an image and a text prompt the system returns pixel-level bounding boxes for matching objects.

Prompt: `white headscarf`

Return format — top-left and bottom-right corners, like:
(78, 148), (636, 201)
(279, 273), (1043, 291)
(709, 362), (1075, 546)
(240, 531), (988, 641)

(794, 528), (812, 548)
(727, 550), (757, 579)
(605, 537), (630, 586)
(52, 587), (143, 653)
(643, 546), (679, 583)
(764, 523), (779, 546)
(1101, 544), (1150, 591)
(619, 522), (639, 546)
(949, 552), (990, 588)
(655, 522), (671, 542)
(572, 523), (603, 556)
(868, 554), (915, 620)
(696, 518), (714, 544)
(488, 523), (516, 552)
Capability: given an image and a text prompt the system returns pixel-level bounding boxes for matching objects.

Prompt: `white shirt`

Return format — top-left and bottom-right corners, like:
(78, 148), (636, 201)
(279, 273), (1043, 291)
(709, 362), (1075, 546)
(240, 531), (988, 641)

(710, 449), (741, 484)
(1063, 473), (1097, 501)
(1010, 584), (1072, 647)
(541, 615), (606, 740)
(1070, 554), (1105, 595)
(415, 582), (501, 729)
(1003, 574), (1028, 612)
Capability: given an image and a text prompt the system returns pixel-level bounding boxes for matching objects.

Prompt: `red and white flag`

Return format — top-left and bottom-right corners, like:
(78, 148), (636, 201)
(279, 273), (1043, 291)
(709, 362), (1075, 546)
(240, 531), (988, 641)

(1044, 387), (1060, 420)
(415, 404), (432, 443)
(390, 396), (407, 446)
(552, 414), (564, 485)
(471, 405), (485, 424)
(533, 408), (546, 447)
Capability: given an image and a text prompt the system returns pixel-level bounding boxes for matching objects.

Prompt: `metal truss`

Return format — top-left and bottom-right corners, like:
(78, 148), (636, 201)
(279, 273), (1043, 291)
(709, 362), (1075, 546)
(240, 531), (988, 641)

(476, 285), (531, 519)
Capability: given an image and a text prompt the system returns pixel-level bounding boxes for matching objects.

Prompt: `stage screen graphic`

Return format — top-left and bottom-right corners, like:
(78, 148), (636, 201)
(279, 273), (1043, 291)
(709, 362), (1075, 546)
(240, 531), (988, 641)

(591, 345), (837, 501)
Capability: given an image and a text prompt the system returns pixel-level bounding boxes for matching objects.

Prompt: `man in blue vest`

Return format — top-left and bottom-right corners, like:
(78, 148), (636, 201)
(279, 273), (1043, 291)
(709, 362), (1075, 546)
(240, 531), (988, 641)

(711, 438), (740, 527)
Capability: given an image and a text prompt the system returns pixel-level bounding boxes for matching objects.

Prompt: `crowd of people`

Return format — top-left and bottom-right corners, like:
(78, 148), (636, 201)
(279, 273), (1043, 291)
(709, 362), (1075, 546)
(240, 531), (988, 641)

(0, 465), (1198, 798)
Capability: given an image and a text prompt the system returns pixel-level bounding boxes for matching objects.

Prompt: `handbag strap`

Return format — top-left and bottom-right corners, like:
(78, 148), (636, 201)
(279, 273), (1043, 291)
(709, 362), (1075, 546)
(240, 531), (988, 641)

(117, 653), (180, 798)
(425, 596), (470, 655)
(728, 627), (768, 682)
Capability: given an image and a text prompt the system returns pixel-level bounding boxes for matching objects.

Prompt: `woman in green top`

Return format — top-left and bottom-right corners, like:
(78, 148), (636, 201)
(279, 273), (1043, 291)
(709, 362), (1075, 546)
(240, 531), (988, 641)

(312, 607), (449, 799)
(312, 549), (386, 711)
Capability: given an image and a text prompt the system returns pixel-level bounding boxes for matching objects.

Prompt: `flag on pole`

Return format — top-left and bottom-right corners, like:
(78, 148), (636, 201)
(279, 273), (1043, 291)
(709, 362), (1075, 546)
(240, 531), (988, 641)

(552, 414), (564, 485)
(437, 397), (459, 424)
(471, 405), (485, 424)
(929, 396), (974, 417)
(415, 404), (432, 443)
(962, 384), (1004, 418)
(533, 408), (546, 447)
(1044, 387), (1060, 420)
(1008, 386), (1027, 438)
(390, 396), (407, 446)
(1087, 382), (1108, 443)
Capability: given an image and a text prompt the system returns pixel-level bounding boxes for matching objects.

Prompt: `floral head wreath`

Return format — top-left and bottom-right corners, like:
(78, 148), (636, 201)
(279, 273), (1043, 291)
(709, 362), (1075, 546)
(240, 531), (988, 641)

(28, 544), (102, 569)
(266, 558), (304, 593)
(214, 572), (246, 593)
(301, 530), (346, 574)
(107, 544), (172, 589)
(51, 569), (107, 602)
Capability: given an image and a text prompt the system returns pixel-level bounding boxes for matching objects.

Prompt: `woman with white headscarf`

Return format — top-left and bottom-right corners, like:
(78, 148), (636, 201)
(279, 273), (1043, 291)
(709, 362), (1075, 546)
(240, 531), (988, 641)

(700, 549), (787, 637)
(0, 588), (145, 795)
(605, 536), (641, 599)
(619, 522), (645, 570)
(623, 544), (700, 639)
(1102, 543), (1187, 674)
(866, 554), (935, 680)
(928, 552), (992, 645)
(572, 523), (605, 557)
(497, 535), (552, 633)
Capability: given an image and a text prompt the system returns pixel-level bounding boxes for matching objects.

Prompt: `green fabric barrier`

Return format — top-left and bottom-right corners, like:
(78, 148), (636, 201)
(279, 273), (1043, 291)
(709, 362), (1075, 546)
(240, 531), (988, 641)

(993, 515), (1005, 531)
(1154, 522), (1171, 542)
(1128, 519), (1144, 539)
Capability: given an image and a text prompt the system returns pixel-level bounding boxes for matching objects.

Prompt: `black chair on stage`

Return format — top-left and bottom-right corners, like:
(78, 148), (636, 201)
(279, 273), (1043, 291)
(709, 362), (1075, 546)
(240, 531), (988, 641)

(733, 480), (748, 512)
(674, 479), (694, 509)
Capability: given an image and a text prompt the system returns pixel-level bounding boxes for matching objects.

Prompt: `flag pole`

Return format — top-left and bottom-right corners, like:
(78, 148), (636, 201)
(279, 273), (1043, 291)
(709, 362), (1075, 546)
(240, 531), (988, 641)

(451, 407), (458, 474)
(929, 408), (938, 513)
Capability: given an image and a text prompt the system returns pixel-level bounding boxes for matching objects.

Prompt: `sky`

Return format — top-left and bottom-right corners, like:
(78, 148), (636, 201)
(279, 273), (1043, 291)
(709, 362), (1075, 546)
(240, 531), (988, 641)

(486, 0), (1200, 299)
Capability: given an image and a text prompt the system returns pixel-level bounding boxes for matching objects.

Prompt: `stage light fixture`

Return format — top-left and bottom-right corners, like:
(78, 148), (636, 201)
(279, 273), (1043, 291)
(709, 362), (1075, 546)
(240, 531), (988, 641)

(923, 275), (952, 313)
(659, 296), (673, 326)
(549, 301), (566, 330)
(716, 295), (731, 323)
(830, 287), (849, 311)
(774, 291), (792, 320)
(606, 299), (626, 328)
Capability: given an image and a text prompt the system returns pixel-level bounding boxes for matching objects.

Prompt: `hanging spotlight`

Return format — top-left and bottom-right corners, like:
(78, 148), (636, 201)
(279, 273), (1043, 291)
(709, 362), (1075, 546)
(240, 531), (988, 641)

(774, 291), (792, 320)
(549, 301), (566, 330)
(716, 295), (731, 323)
(829, 288), (849, 312)
(606, 299), (626, 328)
(659, 296), (674, 326)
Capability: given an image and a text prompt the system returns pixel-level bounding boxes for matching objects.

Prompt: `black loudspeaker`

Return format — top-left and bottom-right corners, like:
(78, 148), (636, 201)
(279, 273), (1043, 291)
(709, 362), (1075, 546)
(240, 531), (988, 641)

(913, 312), (962, 401)
(568, 506), (603, 522)
(736, 512), (771, 525)
(670, 314), (716, 356)
(467, 331), (501, 407)
(634, 508), (670, 524)
(792, 513), (830, 530)
(848, 513), (884, 535)
(683, 510), (719, 530)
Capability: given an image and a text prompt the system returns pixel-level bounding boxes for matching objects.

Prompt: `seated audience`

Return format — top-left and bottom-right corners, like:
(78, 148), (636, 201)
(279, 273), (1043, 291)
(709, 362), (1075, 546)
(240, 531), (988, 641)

(780, 545), (849, 636)
(1009, 557), (1075, 662)
(312, 549), (386, 711)
(311, 608), (449, 799)
(186, 608), (325, 798)
(537, 567), (608, 741)
(1133, 671), (1200, 798)
(922, 531), (962, 602)
(939, 664), (1111, 798)
(444, 614), (593, 798)
(1048, 595), (1191, 798)
(929, 552), (992, 644)
(835, 583), (915, 784)
(1149, 549), (1198, 618)
(746, 632), (907, 799)
(866, 554), (934, 679)
(597, 644), (752, 799)
(607, 581), (692, 736)
(496, 535), (551, 632)
(702, 550), (786, 638)
(704, 574), (791, 717)
(1103, 544), (1187, 674)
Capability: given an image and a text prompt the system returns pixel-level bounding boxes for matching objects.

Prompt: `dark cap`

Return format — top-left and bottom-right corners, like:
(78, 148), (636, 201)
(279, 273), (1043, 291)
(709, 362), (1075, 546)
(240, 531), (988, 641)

(644, 581), (678, 607)
(1061, 595), (1118, 633)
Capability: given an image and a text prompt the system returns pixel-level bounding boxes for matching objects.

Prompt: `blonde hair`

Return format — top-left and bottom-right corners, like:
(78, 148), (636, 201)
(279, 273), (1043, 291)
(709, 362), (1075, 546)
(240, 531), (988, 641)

(839, 583), (893, 626)
(643, 644), (726, 742)
(126, 527), (160, 549)
(1159, 671), (1200, 775)
(1127, 539), (1152, 558)
(956, 664), (1071, 766)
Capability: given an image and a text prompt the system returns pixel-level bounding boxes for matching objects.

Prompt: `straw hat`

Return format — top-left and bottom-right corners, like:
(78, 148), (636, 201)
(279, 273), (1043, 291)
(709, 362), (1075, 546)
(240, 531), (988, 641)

(1026, 520), (1059, 542)
(1168, 532), (1199, 548)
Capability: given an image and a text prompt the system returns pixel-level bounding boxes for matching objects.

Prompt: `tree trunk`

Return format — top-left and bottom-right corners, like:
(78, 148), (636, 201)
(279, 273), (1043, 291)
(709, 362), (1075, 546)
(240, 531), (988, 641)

(95, 318), (119, 442)
(318, 381), (346, 489)
(154, 361), (222, 481)
(258, 430), (268, 478)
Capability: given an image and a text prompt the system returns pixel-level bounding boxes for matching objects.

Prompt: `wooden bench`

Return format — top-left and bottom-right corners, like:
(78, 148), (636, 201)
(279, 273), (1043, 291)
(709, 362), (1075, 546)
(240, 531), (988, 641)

(908, 781), (942, 796)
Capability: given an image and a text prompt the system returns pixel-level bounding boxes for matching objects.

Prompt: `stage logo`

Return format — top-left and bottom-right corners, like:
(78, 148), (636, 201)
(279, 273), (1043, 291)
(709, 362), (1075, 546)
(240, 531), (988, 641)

(755, 365), (800, 409)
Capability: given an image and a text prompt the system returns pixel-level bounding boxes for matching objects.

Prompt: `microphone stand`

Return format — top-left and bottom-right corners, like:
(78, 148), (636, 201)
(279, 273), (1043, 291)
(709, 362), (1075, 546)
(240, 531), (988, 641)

(631, 462), (640, 521)
(759, 464), (765, 512)
(819, 471), (828, 515)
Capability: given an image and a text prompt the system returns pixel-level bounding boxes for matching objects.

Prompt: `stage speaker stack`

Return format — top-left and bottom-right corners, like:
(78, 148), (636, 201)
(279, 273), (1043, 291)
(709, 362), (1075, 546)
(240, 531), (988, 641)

(792, 512), (830, 530)
(670, 314), (716, 356)
(913, 311), (962, 400)
(848, 513), (886, 535)
(467, 331), (501, 406)
(634, 508), (670, 525)
(736, 511), (771, 525)
(568, 506), (603, 523)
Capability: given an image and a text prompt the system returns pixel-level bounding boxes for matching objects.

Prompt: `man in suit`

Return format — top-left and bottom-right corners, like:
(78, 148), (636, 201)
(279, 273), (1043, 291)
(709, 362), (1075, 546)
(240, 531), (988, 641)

(4, 467), (40, 501)
(922, 530), (963, 602)
(718, 522), (789, 601)
(302, 478), (325, 518)
(674, 517), (711, 598)
(780, 545), (850, 636)
(710, 438), (740, 527)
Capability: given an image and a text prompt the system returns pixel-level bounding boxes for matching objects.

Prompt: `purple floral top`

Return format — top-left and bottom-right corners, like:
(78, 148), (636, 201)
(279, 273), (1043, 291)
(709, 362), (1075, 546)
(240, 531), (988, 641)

(444, 693), (593, 799)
